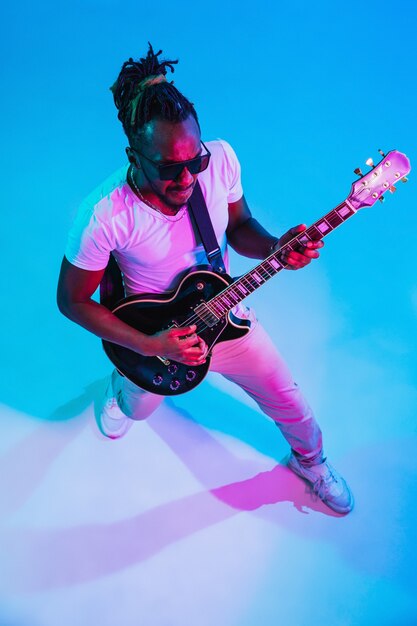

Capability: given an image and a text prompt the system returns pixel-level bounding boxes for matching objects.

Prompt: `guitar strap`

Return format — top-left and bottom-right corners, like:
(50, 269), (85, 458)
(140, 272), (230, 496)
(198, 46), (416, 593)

(100, 252), (125, 310)
(187, 180), (227, 275)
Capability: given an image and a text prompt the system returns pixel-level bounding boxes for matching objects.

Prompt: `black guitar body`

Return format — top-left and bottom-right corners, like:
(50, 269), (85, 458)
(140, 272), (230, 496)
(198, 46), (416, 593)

(102, 266), (251, 395)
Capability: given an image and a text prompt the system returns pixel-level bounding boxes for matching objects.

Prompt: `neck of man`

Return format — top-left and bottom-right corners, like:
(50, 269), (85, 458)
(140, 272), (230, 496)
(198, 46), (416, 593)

(130, 166), (182, 217)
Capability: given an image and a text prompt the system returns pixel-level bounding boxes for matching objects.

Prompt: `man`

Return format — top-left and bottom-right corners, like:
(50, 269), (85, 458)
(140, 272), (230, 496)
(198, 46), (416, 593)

(57, 44), (354, 514)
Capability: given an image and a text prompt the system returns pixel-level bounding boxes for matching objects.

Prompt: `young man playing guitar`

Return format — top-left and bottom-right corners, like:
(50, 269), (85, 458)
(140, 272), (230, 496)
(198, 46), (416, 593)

(57, 43), (353, 514)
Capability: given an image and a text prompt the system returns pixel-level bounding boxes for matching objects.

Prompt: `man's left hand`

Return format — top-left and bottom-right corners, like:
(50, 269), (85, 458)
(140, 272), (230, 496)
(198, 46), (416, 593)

(274, 224), (324, 270)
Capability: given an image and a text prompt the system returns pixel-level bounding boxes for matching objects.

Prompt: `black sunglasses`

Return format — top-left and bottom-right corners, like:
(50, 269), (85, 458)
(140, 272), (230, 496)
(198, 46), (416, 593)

(130, 141), (211, 181)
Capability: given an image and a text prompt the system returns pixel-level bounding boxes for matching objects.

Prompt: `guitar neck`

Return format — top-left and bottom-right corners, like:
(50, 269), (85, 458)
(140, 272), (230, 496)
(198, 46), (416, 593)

(208, 199), (357, 317)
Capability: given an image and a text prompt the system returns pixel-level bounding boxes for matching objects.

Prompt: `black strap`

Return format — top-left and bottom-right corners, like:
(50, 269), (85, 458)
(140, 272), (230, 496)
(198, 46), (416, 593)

(100, 253), (125, 310)
(188, 181), (226, 274)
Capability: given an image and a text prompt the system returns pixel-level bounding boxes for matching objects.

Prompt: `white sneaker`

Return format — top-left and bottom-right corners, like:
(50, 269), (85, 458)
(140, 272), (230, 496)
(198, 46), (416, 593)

(97, 377), (134, 440)
(288, 452), (354, 514)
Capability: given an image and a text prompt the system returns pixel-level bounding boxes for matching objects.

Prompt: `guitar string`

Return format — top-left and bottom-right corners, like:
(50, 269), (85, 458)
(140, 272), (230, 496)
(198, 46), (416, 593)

(172, 199), (353, 337)
(166, 161), (405, 336)
(156, 161), (408, 358)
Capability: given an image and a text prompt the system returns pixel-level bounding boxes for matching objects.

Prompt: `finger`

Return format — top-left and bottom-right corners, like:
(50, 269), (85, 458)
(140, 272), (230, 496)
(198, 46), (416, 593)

(184, 337), (207, 358)
(176, 355), (206, 366)
(195, 337), (208, 351)
(286, 252), (316, 268)
(291, 224), (307, 235)
(306, 240), (324, 249)
(177, 334), (199, 348)
(300, 248), (320, 259)
(171, 325), (197, 338)
(182, 358), (207, 366)
(182, 347), (207, 361)
(173, 324), (197, 335)
(283, 250), (316, 266)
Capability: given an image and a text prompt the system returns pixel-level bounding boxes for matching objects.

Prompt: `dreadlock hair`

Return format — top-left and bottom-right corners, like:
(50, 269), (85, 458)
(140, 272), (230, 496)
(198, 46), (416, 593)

(110, 43), (200, 143)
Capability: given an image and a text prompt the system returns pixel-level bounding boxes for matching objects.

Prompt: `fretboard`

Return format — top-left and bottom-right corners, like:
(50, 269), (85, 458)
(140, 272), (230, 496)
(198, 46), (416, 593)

(206, 199), (357, 318)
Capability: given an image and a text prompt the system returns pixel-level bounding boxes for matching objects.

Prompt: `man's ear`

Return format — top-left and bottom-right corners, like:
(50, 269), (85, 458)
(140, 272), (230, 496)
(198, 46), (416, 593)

(125, 147), (137, 166)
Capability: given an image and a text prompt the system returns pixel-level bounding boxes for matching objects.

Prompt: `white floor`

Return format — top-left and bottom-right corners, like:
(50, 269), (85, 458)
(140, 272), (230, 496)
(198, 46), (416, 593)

(1, 291), (416, 625)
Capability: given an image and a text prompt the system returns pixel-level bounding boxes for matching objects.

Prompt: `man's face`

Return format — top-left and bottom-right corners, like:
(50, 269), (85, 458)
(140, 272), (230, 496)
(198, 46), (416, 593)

(130, 114), (202, 209)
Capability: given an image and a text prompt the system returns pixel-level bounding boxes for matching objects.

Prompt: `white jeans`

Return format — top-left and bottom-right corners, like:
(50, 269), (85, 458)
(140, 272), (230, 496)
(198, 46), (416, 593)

(112, 315), (323, 461)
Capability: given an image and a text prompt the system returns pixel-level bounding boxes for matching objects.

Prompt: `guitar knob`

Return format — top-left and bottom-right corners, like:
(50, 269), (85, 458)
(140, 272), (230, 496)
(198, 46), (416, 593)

(152, 374), (163, 386)
(186, 370), (196, 382)
(170, 379), (181, 391)
(168, 364), (178, 374)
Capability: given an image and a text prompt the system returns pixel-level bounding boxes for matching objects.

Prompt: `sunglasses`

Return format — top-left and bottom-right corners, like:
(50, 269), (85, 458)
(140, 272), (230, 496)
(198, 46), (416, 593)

(130, 141), (211, 181)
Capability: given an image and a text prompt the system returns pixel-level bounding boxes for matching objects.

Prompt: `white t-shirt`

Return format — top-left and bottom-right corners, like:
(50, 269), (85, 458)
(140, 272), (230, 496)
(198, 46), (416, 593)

(66, 139), (244, 298)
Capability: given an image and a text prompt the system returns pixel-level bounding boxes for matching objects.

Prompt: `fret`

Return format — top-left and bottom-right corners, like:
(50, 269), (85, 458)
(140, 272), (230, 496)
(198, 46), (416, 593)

(217, 300), (229, 315)
(336, 204), (353, 219)
(235, 279), (247, 295)
(261, 264), (275, 281)
(220, 294), (234, 307)
(244, 275), (258, 291)
(205, 300), (221, 319)
(251, 271), (265, 285)
(233, 287), (244, 301)
(257, 267), (271, 281)
(227, 292), (239, 306)
(298, 232), (312, 245)
(211, 293), (234, 315)
(258, 267), (271, 281)
(235, 282), (249, 296)
(269, 256), (283, 271)
(261, 260), (275, 277)
(315, 218), (332, 234)
(327, 211), (344, 228)
(226, 287), (240, 304)
(307, 224), (324, 240)
(284, 241), (296, 251)
(211, 300), (225, 316)
(213, 296), (225, 310)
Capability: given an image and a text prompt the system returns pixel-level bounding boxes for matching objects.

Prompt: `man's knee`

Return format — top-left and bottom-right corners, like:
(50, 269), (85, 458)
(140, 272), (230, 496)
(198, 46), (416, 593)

(119, 388), (163, 419)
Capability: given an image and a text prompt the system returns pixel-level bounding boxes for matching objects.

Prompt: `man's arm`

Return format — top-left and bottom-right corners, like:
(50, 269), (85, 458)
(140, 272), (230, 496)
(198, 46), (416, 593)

(226, 195), (323, 268)
(56, 257), (207, 365)
(57, 257), (154, 352)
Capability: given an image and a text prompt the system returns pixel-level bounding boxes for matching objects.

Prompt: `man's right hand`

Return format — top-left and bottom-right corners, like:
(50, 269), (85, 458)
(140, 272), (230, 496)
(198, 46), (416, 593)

(143, 325), (208, 366)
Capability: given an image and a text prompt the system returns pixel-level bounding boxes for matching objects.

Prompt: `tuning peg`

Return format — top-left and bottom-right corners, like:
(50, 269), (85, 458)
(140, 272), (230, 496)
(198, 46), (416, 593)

(366, 158), (375, 168)
(378, 149), (386, 157)
(378, 196), (385, 203)
(401, 176), (408, 183)
(389, 185), (397, 193)
(354, 167), (364, 177)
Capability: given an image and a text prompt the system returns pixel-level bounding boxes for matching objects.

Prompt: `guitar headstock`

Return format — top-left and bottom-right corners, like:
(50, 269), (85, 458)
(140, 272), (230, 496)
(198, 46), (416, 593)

(348, 150), (411, 210)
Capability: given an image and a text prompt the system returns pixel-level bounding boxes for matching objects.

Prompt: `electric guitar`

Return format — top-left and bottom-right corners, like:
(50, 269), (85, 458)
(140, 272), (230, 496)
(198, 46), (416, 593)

(102, 149), (411, 395)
